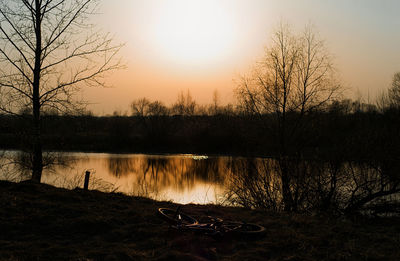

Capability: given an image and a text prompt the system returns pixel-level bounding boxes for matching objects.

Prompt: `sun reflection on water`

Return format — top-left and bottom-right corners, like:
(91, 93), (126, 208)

(38, 153), (227, 204)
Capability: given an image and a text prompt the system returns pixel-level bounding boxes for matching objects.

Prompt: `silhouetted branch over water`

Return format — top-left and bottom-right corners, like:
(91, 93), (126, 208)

(0, 0), (123, 182)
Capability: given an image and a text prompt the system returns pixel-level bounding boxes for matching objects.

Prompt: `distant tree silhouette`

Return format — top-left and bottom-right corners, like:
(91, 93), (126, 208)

(171, 90), (197, 116)
(148, 101), (169, 116)
(0, 0), (122, 182)
(131, 98), (151, 117)
(236, 22), (341, 211)
(388, 72), (400, 108)
(209, 89), (221, 115)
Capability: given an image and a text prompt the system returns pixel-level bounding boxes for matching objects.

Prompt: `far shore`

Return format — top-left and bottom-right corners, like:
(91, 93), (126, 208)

(0, 147), (277, 160)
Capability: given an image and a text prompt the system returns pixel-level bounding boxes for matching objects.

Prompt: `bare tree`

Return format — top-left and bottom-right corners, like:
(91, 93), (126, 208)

(131, 98), (151, 117)
(237, 23), (339, 123)
(236, 22), (341, 211)
(147, 101), (169, 116)
(0, 0), (122, 182)
(297, 25), (339, 114)
(208, 89), (220, 115)
(376, 91), (390, 113)
(131, 98), (169, 117)
(171, 90), (196, 116)
(388, 72), (400, 108)
(375, 72), (400, 111)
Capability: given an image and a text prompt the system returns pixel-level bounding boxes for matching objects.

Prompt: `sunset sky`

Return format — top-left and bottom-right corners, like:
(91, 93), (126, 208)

(84, 0), (400, 115)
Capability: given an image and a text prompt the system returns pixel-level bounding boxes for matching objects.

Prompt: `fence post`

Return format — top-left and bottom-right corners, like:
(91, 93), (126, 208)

(84, 171), (91, 190)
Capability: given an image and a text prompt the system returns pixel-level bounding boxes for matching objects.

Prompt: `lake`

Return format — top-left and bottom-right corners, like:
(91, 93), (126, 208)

(0, 151), (232, 204)
(2, 150), (398, 214)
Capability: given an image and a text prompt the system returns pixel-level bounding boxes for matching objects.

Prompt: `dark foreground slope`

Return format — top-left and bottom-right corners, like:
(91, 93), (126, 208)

(0, 180), (399, 261)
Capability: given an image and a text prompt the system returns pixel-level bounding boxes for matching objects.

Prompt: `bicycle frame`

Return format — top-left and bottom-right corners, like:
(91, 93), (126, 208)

(158, 207), (266, 238)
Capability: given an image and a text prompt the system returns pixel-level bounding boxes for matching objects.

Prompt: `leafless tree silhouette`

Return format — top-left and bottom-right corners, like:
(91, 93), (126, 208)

(388, 72), (400, 108)
(131, 98), (151, 117)
(0, 0), (123, 182)
(236, 22), (341, 210)
(171, 90), (197, 116)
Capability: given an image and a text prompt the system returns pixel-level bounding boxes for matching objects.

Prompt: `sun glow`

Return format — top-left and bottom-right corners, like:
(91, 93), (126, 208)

(152, 0), (236, 66)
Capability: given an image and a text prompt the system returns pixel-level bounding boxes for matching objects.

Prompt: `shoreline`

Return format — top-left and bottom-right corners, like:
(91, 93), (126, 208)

(1, 180), (399, 260)
(0, 147), (275, 159)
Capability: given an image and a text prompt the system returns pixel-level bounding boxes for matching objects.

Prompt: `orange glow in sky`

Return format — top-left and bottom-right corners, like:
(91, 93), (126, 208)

(83, 0), (400, 115)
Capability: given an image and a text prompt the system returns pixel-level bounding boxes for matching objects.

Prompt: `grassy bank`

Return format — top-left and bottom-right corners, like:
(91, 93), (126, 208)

(0, 180), (399, 260)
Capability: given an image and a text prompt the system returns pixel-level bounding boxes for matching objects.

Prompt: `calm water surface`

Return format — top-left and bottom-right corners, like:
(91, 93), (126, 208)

(0, 151), (231, 204)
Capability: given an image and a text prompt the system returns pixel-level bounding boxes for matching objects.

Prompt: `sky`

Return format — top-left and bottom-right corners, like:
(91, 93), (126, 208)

(83, 0), (400, 115)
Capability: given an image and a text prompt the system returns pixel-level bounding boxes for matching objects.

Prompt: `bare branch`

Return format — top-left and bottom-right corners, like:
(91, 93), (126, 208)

(0, 0), (122, 182)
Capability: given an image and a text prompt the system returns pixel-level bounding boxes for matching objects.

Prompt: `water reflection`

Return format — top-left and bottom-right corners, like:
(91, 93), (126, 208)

(0, 152), (229, 204)
(226, 157), (400, 214)
(2, 151), (397, 213)
(107, 155), (224, 182)
(105, 155), (227, 199)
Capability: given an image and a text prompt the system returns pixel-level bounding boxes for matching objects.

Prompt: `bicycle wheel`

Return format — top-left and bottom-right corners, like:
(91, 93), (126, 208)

(222, 222), (266, 237)
(158, 208), (198, 226)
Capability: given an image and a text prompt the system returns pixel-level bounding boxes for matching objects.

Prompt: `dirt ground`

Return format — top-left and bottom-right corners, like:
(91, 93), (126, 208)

(0, 180), (399, 260)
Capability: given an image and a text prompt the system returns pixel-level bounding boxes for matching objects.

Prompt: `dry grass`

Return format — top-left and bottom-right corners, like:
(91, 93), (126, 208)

(0, 180), (399, 260)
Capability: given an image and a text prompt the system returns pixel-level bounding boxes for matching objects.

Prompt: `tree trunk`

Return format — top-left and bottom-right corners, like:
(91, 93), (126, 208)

(31, 124), (43, 183)
(278, 100), (294, 211)
(280, 158), (294, 211)
(31, 0), (43, 183)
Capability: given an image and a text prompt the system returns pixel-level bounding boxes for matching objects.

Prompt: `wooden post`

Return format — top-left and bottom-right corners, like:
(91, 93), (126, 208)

(84, 171), (91, 190)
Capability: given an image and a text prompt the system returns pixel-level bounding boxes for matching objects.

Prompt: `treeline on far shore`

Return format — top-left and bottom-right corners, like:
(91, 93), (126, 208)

(1, 99), (399, 162)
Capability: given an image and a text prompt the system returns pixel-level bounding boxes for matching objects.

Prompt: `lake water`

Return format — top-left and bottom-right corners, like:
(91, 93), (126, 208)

(0, 151), (231, 204)
(2, 151), (398, 214)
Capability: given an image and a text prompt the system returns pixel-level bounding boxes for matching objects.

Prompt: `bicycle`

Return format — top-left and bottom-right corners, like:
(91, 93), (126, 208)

(157, 207), (266, 239)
